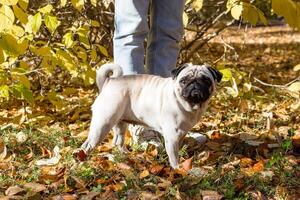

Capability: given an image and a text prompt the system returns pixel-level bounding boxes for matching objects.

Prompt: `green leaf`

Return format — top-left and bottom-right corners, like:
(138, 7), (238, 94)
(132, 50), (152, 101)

(0, 85), (9, 99)
(45, 14), (60, 33)
(12, 5), (28, 24)
(71, 0), (84, 11)
(0, 5), (15, 31)
(287, 81), (300, 93)
(0, 0), (18, 5)
(38, 4), (53, 14)
(13, 83), (34, 103)
(30, 12), (42, 33)
(231, 4), (243, 20)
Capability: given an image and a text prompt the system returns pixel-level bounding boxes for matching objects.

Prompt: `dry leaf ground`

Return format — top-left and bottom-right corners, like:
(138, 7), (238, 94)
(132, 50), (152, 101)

(1, 25), (300, 199)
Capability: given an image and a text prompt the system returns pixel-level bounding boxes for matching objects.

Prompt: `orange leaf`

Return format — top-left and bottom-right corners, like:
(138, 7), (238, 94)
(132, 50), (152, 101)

(181, 157), (193, 171)
(211, 131), (221, 140)
(252, 160), (264, 173)
(150, 164), (164, 174)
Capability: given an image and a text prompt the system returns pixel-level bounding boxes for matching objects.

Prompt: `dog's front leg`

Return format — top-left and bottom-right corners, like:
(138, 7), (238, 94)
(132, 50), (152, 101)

(163, 129), (183, 169)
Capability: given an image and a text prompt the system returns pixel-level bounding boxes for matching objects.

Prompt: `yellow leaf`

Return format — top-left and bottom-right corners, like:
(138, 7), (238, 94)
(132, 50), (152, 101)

(97, 45), (108, 57)
(231, 4), (243, 20)
(8, 25), (25, 37)
(0, 5), (15, 31)
(18, 0), (28, 10)
(71, 0), (84, 11)
(45, 14), (60, 33)
(192, 0), (203, 12)
(12, 73), (31, 89)
(183, 12), (188, 27)
(77, 26), (90, 48)
(83, 68), (96, 86)
(0, 85), (9, 99)
(60, 0), (67, 7)
(0, 49), (4, 63)
(38, 4), (53, 14)
(219, 68), (232, 82)
(288, 82), (300, 93)
(63, 32), (75, 48)
(139, 169), (150, 179)
(226, 0), (239, 10)
(293, 64), (300, 71)
(242, 4), (258, 26)
(91, 0), (97, 7)
(0, 33), (28, 57)
(56, 50), (78, 77)
(0, 0), (18, 5)
(12, 5), (28, 24)
(90, 48), (97, 61)
(30, 12), (42, 33)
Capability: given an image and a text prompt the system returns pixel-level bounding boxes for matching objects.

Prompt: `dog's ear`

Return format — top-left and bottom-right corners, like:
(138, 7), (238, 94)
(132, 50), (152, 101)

(171, 64), (189, 79)
(207, 67), (223, 82)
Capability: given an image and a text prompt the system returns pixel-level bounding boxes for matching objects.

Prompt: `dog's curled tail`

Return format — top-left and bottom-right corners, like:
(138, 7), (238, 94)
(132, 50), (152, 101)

(96, 63), (123, 91)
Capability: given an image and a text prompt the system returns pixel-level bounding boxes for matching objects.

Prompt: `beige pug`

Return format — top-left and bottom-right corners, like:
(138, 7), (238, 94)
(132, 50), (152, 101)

(80, 63), (222, 168)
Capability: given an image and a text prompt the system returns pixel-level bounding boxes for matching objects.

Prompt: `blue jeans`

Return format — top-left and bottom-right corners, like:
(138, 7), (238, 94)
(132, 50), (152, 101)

(113, 0), (184, 77)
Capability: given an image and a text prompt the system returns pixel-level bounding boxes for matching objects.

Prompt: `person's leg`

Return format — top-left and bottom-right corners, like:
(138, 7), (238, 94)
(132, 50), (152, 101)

(146, 0), (185, 77)
(114, 0), (149, 75)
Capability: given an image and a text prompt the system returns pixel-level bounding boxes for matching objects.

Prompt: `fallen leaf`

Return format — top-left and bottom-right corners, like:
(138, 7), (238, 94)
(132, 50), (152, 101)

(5, 186), (24, 196)
(23, 182), (47, 193)
(51, 194), (78, 200)
(252, 160), (265, 172)
(201, 190), (223, 200)
(240, 157), (253, 167)
(206, 141), (221, 150)
(139, 169), (150, 179)
(36, 146), (61, 166)
(181, 157), (193, 171)
(75, 149), (87, 162)
(150, 164), (164, 174)
(234, 178), (244, 191)
(116, 162), (131, 170)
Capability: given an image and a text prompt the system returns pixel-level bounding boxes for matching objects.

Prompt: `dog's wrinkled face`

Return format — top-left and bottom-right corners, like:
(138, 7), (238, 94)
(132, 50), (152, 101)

(172, 64), (222, 105)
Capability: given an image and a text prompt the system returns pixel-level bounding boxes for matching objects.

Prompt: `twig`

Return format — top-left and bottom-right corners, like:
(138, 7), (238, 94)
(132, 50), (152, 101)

(253, 77), (300, 88)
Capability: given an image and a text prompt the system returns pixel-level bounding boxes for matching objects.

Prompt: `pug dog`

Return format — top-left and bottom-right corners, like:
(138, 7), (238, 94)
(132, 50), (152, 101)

(79, 63), (222, 168)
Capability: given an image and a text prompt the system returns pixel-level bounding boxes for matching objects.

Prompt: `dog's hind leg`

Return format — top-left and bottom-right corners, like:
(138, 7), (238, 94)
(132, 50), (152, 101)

(80, 96), (126, 154)
(112, 122), (128, 153)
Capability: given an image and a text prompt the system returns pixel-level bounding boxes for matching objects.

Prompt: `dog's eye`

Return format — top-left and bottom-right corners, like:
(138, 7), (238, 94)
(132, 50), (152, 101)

(180, 80), (186, 85)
